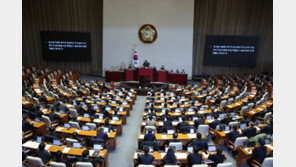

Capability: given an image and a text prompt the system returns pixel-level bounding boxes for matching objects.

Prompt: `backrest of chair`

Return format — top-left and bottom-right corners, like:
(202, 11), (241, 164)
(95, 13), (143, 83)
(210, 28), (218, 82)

(76, 162), (93, 167)
(217, 162), (233, 167)
(264, 112), (272, 123)
(240, 106), (248, 115)
(145, 126), (156, 133)
(86, 123), (97, 130)
(163, 165), (179, 167)
(234, 137), (248, 149)
(69, 121), (80, 129)
(198, 124), (209, 137)
(49, 161), (67, 167)
(65, 138), (78, 146)
(220, 100), (227, 108)
(229, 121), (239, 128)
(27, 156), (44, 167)
(69, 109), (78, 118)
(41, 115), (51, 128)
(248, 103), (254, 109)
(228, 98), (234, 103)
(262, 157), (273, 167)
(169, 142), (182, 151)
(192, 164), (209, 167)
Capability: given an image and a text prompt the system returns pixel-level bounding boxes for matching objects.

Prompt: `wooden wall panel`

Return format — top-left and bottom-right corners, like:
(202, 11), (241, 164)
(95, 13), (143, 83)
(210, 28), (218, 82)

(22, 0), (103, 75)
(193, 0), (273, 75)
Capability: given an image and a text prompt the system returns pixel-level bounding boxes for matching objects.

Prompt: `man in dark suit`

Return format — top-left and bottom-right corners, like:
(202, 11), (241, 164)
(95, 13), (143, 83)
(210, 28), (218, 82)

(169, 133), (181, 144)
(22, 115), (34, 132)
(191, 132), (208, 150)
(144, 129), (156, 142)
(226, 125), (239, 143)
(187, 146), (202, 166)
(44, 127), (62, 142)
(96, 128), (108, 141)
(78, 150), (101, 166)
(242, 122), (257, 138)
(221, 113), (233, 125)
(53, 150), (71, 167)
(240, 114), (251, 125)
(210, 115), (221, 129)
(138, 146), (155, 165)
(247, 139), (267, 166)
(177, 116), (189, 132)
(193, 115), (205, 129)
(35, 142), (51, 164)
(261, 119), (273, 135)
(208, 147), (226, 167)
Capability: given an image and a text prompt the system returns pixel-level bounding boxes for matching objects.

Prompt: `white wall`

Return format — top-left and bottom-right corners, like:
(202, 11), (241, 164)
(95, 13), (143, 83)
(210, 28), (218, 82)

(103, 0), (194, 79)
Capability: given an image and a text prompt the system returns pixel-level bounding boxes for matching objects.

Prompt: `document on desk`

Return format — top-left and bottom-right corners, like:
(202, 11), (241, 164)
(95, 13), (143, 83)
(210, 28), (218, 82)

(175, 153), (187, 159)
(158, 122), (164, 126)
(249, 110), (256, 114)
(56, 127), (63, 132)
(75, 129), (81, 133)
(45, 144), (52, 151)
(207, 119), (214, 123)
(160, 153), (166, 158)
(188, 134), (197, 138)
(77, 117), (82, 120)
(22, 141), (39, 149)
(202, 152), (209, 158)
(139, 134), (144, 139)
(134, 153), (138, 159)
(265, 144), (273, 150)
(62, 147), (71, 153)
(110, 120), (115, 124)
(172, 121), (178, 126)
(89, 150), (95, 156)
(161, 135), (167, 139)
(142, 122), (146, 126)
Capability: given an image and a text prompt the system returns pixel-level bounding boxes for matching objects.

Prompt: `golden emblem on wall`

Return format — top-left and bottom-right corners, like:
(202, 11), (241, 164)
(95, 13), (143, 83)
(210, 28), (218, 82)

(138, 24), (158, 43)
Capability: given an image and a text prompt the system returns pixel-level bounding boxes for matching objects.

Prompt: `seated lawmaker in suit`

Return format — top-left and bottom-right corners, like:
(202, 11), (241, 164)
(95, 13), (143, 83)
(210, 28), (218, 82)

(143, 60), (150, 68)
(221, 113), (233, 125)
(187, 146), (203, 166)
(22, 115), (34, 132)
(169, 133), (181, 144)
(240, 114), (251, 125)
(260, 119), (273, 136)
(226, 125), (239, 143)
(78, 150), (101, 167)
(177, 116), (189, 132)
(97, 128), (108, 141)
(163, 147), (177, 165)
(45, 127), (62, 142)
(53, 150), (71, 167)
(101, 119), (115, 132)
(208, 147), (226, 167)
(144, 129), (156, 142)
(247, 139), (268, 166)
(146, 115), (156, 126)
(138, 146), (155, 165)
(210, 115), (221, 129)
(34, 142), (51, 164)
(242, 122), (257, 138)
(191, 132), (208, 150)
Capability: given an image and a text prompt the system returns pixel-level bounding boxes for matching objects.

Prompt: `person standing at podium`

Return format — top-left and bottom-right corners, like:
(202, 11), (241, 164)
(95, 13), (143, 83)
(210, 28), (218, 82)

(143, 60), (150, 68)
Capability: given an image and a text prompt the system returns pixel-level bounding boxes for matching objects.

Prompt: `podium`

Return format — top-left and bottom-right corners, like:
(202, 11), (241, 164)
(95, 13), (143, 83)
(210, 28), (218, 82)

(105, 71), (123, 82)
(169, 73), (187, 85)
(124, 69), (134, 81)
(138, 68), (154, 82)
(158, 70), (169, 82)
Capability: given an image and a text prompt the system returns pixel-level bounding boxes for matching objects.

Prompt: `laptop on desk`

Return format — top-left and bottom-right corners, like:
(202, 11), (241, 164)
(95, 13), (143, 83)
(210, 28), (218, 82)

(73, 142), (82, 149)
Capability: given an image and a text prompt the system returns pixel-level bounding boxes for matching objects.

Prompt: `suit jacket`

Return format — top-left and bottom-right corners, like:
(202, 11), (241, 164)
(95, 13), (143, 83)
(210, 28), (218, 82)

(208, 154), (226, 167)
(36, 150), (51, 164)
(222, 117), (233, 125)
(177, 121), (189, 131)
(163, 154), (177, 165)
(144, 133), (156, 142)
(164, 120), (172, 127)
(262, 124), (273, 135)
(191, 139), (208, 150)
(97, 131), (108, 140)
(187, 153), (202, 166)
(22, 120), (33, 132)
(226, 130), (239, 143)
(242, 127), (257, 138)
(252, 146), (267, 164)
(138, 154), (154, 165)
(140, 141), (159, 151)
(210, 119), (221, 129)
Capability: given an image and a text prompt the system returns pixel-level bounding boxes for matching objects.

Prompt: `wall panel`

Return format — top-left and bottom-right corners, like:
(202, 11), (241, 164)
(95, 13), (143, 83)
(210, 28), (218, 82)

(22, 0), (103, 75)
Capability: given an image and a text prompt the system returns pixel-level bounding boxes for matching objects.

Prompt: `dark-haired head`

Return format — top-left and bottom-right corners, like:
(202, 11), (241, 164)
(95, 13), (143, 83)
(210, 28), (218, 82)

(233, 125), (238, 131)
(173, 133), (178, 139)
(143, 146), (149, 154)
(216, 147), (222, 155)
(197, 132), (202, 139)
(194, 146), (200, 154)
(258, 139), (265, 146)
(56, 150), (62, 159)
(38, 142), (45, 151)
(82, 150), (89, 158)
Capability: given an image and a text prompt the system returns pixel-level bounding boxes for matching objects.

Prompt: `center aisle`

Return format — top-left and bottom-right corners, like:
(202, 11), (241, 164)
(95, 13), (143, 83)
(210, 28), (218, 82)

(108, 96), (146, 167)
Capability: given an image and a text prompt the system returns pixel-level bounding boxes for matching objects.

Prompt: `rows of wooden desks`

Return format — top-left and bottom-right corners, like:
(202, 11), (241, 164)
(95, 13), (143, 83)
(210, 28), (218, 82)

(22, 140), (108, 167)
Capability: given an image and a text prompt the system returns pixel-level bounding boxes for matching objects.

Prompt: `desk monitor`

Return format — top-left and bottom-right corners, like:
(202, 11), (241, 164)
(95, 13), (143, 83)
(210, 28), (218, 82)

(84, 113), (90, 118)
(82, 104), (87, 108)
(211, 106), (215, 110)
(200, 107), (205, 111)
(53, 139), (62, 146)
(36, 136), (43, 143)
(189, 128), (195, 134)
(34, 118), (41, 123)
(64, 123), (71, 128)
(219, 114), (225, 118)
(101, 100), (105, 103)
(187, 146), (193, 153)
(265, 138), (271, 145)
(208, 145), (217, 152)
(169, 142), (182, 151)
(206, 116), (212, 120)
(73, 142), (82, 149)
(59, 110), (65, 114)
(184, 102), (189, 105)
(230, 112), (235, 117)
(93, 144), (103, 151)
(91, 98), (94, 101)
(112, 116), (119, 121)
(98, 115), (104, 120)
(192, 117), (198, 121)
(255, 120), (261, 126)
(94, 105), (99, 110)
(240, 123), (247, 129)
(82, 126), (90, 131)
(225, 126), (230, 131)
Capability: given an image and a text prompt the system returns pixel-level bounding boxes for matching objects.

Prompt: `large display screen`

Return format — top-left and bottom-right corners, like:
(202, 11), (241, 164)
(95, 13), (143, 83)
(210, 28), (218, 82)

(204, 35), (260, 66)
(41, 31), (91, 61)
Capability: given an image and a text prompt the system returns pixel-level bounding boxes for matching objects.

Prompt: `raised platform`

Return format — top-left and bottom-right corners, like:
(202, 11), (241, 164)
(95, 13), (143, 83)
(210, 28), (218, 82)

(119, 81), (169, 95)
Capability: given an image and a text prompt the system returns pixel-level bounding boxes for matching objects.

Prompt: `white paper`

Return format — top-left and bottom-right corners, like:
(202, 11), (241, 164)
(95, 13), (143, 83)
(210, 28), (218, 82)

(175, 153), (187, 159)
(142, 122), (146, 126)
(172, 121), (178, 126)
(134, 152), (139, 159)
(188, 134), (196, 138)
(110, 120), (115, 124)
(45, 144), (52, 151)
(160, 153), (166, 158)
(139, 134), (144, 139)
(56, 127), (63, 132)
(202, 152), (209, 159)
(77, 117), (82, 120)
(89, 150), (95, 156)
(158, 122), (164, 126)
(62, 147), (71, 153)
(162, 135), (167, 139)
(75, 130), (81, 133)
(265, 144), (273, 150)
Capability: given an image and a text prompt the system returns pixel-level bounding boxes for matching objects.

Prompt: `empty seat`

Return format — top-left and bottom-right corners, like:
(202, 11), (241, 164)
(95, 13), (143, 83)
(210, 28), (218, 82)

(197, 124), (209, 138)
(26, 156), (47, 167)
(49, 161), (67, 167)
